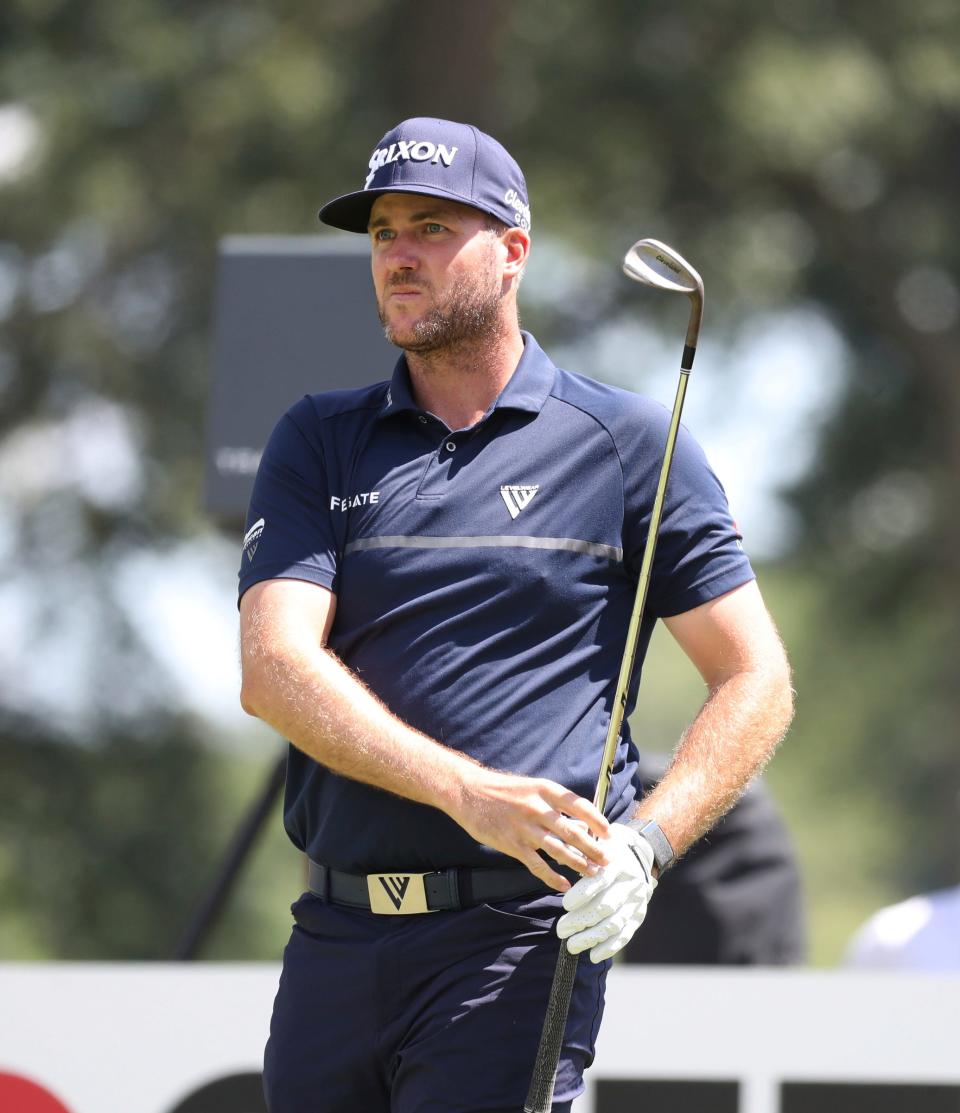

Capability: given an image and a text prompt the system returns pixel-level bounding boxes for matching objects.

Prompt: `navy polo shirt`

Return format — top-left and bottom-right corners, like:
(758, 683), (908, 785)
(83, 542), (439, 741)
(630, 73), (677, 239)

(238, 332), (754, 874)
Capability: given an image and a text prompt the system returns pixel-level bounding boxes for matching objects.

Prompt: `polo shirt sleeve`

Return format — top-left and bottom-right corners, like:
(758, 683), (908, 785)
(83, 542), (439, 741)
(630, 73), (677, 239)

(237, 398), (340, 603)
(624, 416), (755, 619)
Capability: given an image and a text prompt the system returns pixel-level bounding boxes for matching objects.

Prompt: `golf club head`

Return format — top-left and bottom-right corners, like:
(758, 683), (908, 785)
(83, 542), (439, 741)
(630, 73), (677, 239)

(623, 237), (704, 369)
(622, 238), (703, 296)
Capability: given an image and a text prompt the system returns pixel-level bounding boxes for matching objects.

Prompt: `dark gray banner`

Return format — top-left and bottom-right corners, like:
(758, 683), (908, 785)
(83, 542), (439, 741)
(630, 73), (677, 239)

(204, 235), (395, 526)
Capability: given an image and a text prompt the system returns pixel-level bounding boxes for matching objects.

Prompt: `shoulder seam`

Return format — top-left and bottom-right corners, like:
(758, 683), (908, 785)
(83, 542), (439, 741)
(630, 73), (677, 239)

(284, 388), (386, 444)
(547, 390), (626, 488)
(547, 390), (628, 555)
(303, 386), (389, 425)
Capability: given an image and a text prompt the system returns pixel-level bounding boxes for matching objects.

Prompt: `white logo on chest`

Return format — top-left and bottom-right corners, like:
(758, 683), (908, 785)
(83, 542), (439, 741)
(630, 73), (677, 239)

(330, 491), (380, 511)
(500, 485), (539, 519)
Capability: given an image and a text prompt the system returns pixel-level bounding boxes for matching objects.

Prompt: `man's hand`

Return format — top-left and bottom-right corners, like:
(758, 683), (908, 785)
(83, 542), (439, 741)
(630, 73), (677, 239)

(450, 767), (611, 892)
(556, 823), (657, 962)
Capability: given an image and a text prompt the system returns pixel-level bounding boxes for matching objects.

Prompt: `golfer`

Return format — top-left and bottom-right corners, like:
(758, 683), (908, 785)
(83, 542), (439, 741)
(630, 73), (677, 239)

(238, 116), (793, 1113)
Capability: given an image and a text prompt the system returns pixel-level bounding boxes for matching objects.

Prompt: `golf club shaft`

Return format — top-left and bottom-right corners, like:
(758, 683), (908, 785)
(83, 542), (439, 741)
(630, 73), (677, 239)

(523, 368), (691, 1113)
(592, 370), (689, 819)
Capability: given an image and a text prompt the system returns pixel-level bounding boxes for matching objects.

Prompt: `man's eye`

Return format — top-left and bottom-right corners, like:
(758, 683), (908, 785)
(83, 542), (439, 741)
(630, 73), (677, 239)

(425, 223), (444, 234)
(374, 229), (394, 241)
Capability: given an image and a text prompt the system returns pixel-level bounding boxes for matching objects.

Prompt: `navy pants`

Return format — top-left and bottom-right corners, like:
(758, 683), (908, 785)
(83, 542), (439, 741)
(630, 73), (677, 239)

(263, 890), (609, 1113)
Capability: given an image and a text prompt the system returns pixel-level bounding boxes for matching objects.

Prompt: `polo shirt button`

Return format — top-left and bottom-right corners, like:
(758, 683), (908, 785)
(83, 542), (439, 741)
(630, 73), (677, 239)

(418, 415), (427, 424)
(445, 441), (457, 452)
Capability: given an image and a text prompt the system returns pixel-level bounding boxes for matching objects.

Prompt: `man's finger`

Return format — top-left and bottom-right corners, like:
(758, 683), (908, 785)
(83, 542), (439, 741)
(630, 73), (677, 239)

(564, 916), (619, 955)
(548, 788), (609, 838)
(589, 917), (642, 963)
(565, 898), (647, 958)
(565, 801), (610, 838)
(560, 870), (612, 914)
(522, 847), (571, 893)
(558, 877), (637, 932)
(540, 834), (594, 880)
(553, 815), (609, 866)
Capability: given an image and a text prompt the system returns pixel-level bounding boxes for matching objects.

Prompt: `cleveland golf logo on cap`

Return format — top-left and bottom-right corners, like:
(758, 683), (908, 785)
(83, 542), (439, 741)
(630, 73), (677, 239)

(504, 188), (531, 231)
(365, 140), (460, 189)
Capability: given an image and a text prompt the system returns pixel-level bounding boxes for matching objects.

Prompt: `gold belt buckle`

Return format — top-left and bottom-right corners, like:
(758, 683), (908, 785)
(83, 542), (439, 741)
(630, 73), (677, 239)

(366, 871), (434, 914)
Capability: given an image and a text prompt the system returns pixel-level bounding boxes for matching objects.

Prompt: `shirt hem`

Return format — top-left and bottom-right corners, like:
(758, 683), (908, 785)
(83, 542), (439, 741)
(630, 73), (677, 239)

(238, 563), (337, 605)
(653, 564), (756, 619)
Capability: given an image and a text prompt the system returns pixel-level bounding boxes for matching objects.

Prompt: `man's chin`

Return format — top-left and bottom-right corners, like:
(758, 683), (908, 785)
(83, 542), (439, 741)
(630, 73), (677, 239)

(384, 327), (427, 352)
(382, 320), (440, 353)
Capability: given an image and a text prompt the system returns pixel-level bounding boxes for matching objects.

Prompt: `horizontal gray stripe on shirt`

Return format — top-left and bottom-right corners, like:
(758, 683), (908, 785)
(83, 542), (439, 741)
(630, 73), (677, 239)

(343, 534), (623, 562)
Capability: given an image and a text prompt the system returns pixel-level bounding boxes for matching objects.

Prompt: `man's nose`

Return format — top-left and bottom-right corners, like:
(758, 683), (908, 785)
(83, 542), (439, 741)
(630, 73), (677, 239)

(384, 231), (420, 269)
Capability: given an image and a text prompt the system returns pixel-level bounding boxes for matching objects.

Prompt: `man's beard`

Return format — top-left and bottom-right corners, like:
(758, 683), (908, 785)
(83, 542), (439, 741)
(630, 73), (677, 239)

(378, 263), (503, 354)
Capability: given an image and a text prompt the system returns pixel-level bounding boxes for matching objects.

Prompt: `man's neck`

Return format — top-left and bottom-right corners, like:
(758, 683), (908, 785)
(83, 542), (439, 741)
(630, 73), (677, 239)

(405, 326), (525, 431)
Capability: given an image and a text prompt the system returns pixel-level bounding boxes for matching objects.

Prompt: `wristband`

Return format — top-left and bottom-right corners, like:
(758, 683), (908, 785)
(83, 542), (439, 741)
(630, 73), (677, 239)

(627, 817), (675, 873)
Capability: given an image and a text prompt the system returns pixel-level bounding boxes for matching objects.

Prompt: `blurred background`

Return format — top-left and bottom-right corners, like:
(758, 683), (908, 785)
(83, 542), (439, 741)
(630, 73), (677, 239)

(1, 0), (957, 967)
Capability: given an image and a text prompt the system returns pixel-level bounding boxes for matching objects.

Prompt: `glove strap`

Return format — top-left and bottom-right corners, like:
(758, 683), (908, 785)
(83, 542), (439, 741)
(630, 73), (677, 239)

(627, 818), (675, 874)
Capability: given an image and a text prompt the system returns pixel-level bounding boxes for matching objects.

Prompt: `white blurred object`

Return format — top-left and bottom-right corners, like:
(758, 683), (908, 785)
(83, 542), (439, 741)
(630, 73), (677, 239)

(844, 885), (960, 971)
(0, 102), (42, 183)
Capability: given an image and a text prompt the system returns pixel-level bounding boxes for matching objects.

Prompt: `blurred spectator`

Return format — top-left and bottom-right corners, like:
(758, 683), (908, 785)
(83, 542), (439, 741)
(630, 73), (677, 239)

(622, 753), (807, 965)
(844, 885), (960, 970)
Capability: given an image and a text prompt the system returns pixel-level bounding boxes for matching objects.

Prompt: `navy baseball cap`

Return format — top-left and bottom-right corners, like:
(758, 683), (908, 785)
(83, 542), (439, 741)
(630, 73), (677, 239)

(319, 117), (531, 234)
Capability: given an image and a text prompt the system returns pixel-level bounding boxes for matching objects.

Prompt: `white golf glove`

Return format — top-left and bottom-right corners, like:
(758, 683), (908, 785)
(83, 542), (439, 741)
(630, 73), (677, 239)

(556, 822), (657, 963)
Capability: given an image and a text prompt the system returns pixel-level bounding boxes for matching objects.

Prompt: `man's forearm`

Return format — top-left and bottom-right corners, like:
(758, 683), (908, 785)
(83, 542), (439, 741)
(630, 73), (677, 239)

(632, 663), (794, 859)
(242, 638), (471, 813)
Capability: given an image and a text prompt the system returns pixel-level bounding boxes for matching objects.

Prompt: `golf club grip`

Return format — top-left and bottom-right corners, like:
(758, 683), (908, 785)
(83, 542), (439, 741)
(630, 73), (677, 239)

(523, 943), (579, 1113)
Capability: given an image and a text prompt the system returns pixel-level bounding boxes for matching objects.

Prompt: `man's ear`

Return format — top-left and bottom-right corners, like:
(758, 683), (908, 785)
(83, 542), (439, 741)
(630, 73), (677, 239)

(502, 227), (531, 277)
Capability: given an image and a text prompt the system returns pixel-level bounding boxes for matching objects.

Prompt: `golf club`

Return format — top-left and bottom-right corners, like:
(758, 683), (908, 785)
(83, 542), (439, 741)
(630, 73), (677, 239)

(523, 238), (704, 1113)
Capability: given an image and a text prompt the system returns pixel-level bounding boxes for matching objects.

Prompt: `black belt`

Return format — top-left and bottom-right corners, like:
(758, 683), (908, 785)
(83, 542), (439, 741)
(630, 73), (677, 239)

(308, 859), (547, 915)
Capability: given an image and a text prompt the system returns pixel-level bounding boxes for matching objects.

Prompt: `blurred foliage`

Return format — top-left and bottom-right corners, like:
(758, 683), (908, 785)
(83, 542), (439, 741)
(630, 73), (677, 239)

(0, 710), (297, 958)
(0, 0), (958, 961)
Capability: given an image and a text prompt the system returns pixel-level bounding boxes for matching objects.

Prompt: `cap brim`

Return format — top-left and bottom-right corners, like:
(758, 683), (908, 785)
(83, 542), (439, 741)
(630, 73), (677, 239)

(318, 184), (498, 233)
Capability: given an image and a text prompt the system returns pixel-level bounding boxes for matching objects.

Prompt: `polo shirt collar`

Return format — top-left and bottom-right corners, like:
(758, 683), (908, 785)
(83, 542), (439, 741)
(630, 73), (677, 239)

(378, 356), (420, 418)
(493, 332), (556, 414)
(377, 331), (556, 420)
